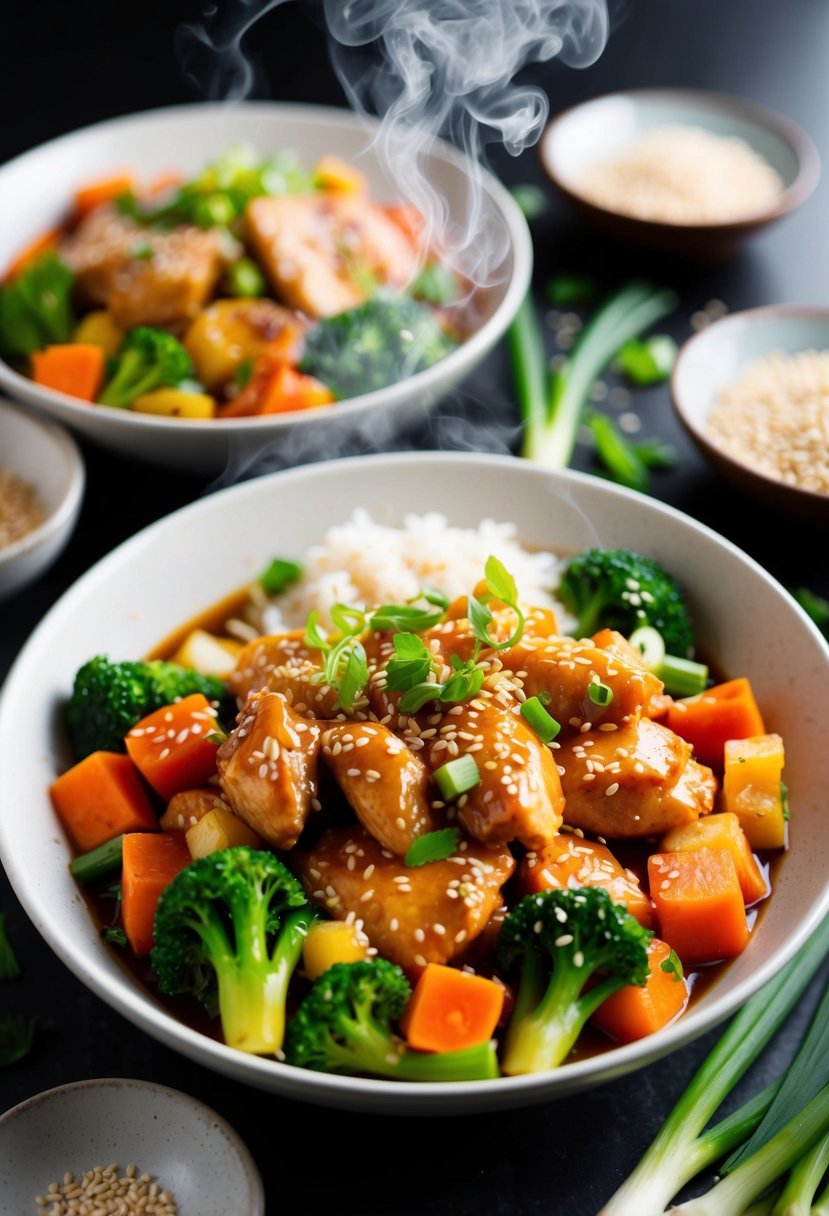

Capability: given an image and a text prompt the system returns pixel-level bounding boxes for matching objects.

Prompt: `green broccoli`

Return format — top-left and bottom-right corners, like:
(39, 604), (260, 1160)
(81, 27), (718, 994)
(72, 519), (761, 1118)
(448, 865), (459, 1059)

(300, 295), (457, 399)
(0, 252), (75, 360)
(497, 888), (652, 1075)
(151, 847), (313, 1056)
(285, 959), (500, 1081)
(557, 547), (695, 656)
(97, 327), (194, 408)
(65, 655), (227, 761)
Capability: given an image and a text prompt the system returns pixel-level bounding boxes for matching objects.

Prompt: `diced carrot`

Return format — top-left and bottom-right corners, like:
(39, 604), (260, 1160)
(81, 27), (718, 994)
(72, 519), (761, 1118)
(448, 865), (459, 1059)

(74, 171), (135, 218)
(591, 938), (689, 1044)
(219, 360), (334, 418)
(31, 344), (105, 402)
(661, 813), (768, 905)
(665, 678), (766, 770)
(5, 228), (61, 281)
(648, 848), (749, 965)
(723, 734), (787, 851)
(400, 963), (504, 1053)
(50, 751), (157, 853)
(519, 834), (653, 928)
(125, 694), (220, 801)
(121, 831), (192, 956)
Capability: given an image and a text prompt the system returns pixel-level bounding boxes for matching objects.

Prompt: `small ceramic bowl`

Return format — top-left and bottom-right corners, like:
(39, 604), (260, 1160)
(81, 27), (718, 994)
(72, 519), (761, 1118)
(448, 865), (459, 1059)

(671, 306), (829, 522)
(540, 89), (819, 260)
(0, 1078), (264, 1215)
(0, 399), (85, 600)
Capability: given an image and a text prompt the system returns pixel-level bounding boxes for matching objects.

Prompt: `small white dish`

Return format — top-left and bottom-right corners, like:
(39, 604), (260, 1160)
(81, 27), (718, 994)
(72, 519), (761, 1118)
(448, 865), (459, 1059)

(0, 1078), (264, 1216)
(671, 306), (829, 521)
(0, 398), (84, 600)
(0, 452), (827, 1113)
(0, 102), (532, 474)
(540, 89), (819, 259)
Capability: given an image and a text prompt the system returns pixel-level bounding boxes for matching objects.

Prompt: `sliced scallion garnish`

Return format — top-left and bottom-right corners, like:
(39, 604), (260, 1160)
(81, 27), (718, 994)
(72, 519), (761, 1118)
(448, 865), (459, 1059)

(628, 625), (666, 671)
(260, 557), (303, 596)
(520, 696), (561, 744)
(434, 755), (481, 801)
(588, 678), (614, 707)
(658, 655), (708, 698)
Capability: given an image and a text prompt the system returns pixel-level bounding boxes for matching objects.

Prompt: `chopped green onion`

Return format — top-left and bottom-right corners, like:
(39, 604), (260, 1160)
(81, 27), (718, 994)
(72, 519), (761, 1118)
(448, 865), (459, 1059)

(371, 601), (445, 633)
(588, 678), (613, 707)
(193, 192), (236, 228)
(398, 682), (442, 714)
(130, 242), (154, 261)
(439, 662), (484, 705)
(412, 263), (458, 305)
(520, 696), (561, 743)
(102, 926), (127, 948)
(546, 274), (600, 308)
(511, 183), (549, 220)
(70, 834), (124, 886)
(633, 438), (678, 470)
(384, 633), (434, 692)
(586, 410), (649, 493)
(329, 603), (366, 636)
(260, 557), (303, 596)
(227, 257), (266, 298)
(628, 626), (666, 672)
(658, 655), (708, 698)
(659, 949), (684, 983)
(434, 755), (481, 801)
(617, 334), (677, 386)
(404, 827), (461, 868)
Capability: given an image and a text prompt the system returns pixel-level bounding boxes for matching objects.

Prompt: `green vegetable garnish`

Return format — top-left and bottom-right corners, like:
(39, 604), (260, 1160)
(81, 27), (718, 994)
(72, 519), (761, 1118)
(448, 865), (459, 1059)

(657, 654), (708, 698)
(627, 625), (666, 671)
(586, 410), (649, 493)
(433, 755), (481, 801)
(303, 610), (369, 713)
(384, 633), (433, 691)
(98, 327), (194, 409)
(588, 678), (613, 706)
(0, 252), (75, 360)
(0, 913), (21, 981)
(520, 695), (561, 743)
(546, 274), (600, 308)
(260, 557), (303, 596)
(0, 1014), (36, 1067)
(103, 926), (128, 948)
(632, 437), (678, 470)
(404, 827), (462, 868)
(617, 334), (677, 386)
(412, 263), (459, 306)
(227, 257), (267, 298)
(659, 949), (684, 983)
(70, 834), (124, 886)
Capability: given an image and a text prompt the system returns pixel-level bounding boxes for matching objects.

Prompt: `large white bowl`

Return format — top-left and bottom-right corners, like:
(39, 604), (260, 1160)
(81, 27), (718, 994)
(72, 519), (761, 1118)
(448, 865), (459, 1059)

(0, 103), (532, 474)
(1, 453), (827, 1114)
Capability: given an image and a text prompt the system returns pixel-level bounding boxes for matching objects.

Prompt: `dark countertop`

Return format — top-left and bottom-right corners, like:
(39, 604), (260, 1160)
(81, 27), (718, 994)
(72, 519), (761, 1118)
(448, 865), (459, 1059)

(1, 1), (828, 1212)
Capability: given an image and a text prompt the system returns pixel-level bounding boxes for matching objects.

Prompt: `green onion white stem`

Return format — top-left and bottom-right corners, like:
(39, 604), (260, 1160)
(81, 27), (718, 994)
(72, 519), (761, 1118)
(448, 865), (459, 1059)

(770, 1126), (829, 1215)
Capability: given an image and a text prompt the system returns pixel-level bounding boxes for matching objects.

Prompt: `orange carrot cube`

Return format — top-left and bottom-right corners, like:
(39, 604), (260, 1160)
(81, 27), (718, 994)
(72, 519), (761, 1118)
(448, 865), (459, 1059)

(122, 831), (192, 956)
(648, 848), (749, 965)
(665, 678), (765, 770)
(125, 694), (220, 801)
(31, 344), (105, 402)
(661, 813), (768, 905)
(592, 938), (688, 1044)
(400, 964), (504, 1053)
(50, 751), (157, 852)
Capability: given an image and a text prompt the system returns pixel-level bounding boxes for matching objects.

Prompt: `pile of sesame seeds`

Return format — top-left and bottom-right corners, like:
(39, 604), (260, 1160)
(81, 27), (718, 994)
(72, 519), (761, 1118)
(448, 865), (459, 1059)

(35, 1163), (177, 1215)
(0, 468), (46, 550)
(706, 349), (829, 494)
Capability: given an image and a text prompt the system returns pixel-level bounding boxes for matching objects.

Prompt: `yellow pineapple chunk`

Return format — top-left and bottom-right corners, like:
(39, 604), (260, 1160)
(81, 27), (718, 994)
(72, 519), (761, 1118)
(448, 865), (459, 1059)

(302, 920), (369, 981)
(723, 734), (786, 850)
(172, 628), (243, 678)
(186, 806), (263, 859)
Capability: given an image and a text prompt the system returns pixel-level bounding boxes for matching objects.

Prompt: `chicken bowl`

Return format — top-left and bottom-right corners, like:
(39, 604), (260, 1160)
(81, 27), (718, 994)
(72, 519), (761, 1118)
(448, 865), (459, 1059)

(0, 105), (531, 474)
(1, 452), (827, 1114)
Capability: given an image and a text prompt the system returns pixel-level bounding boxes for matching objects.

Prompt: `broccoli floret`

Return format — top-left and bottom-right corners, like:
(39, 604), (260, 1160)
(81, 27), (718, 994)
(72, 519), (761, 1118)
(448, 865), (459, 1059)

(300, 295), (457, 400)
(98, 327), (193, 408)
(151, 847), (313, 1055)
(65, 655), (227, 761)
(285, 959), (500, 1082)
(0, 252), (75, 360)
(558, 547), (695, 656)
(497, 888), (652, 1074)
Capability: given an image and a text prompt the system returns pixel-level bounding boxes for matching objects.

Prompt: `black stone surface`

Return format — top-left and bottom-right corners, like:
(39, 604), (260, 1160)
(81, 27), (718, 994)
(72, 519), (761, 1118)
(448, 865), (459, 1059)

(1, 1), (828, 1212)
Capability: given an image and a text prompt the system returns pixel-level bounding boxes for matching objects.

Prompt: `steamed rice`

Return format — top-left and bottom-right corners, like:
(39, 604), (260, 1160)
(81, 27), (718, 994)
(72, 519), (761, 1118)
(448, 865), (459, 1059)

(237, 511), (572, 636)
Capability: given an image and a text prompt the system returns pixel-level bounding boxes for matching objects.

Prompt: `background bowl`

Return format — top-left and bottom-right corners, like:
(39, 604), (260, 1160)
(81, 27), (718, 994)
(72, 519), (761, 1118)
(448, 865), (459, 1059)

(0, 1078), (264, 1215)
(540, 88), (819, 260)
(0, 452), (827, 1114)
(0, 102), (532, 474)
(0, 398), (84, 600)
(671, 306), (829, 522)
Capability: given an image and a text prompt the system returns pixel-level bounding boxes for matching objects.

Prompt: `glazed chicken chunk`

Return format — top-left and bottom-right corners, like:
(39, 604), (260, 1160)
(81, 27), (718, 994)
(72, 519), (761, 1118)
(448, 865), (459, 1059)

(228, 631), (350, 719)
(245, 194), (419, 318)
(321, 722), (439, 856)
(216, 690), (321, 849)
(557, 714), (717, 837)
(294, 826), (515, 971)
(61, 207), (225, 329)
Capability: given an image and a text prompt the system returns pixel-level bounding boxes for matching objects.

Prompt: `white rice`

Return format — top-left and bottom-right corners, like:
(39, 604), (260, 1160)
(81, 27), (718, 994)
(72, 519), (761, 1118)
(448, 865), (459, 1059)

(244, 510), (571, 634)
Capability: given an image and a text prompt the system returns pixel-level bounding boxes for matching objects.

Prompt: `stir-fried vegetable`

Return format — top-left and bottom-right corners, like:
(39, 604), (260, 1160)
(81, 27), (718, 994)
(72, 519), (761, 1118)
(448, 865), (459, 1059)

(0, 252), (75, 360)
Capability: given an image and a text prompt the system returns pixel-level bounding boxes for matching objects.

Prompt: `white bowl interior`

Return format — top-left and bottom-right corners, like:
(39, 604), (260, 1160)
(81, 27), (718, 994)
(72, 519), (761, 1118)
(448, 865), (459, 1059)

(0, 399), (84, 598)
(545, 91), (803, 194)
(1, 453), (827, 1113)
(0, 104), (531, 473)
(674, 311), (829, 434)
(0, 1080), (263, 1215)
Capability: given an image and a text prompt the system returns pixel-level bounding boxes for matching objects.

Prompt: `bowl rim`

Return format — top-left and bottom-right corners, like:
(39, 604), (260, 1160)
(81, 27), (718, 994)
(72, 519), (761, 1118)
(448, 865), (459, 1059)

(0, 1076), (265, 1208)
(0, 399), (85, 565)
(539, 86), (821, 234)
(0, 100), (533, 435)
(670, 303), (829, 508)
(2, 451), (828, 1109)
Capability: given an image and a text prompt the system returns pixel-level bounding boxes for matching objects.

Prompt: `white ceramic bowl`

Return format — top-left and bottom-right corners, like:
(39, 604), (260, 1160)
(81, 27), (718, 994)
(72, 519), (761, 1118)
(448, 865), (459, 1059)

(0, 398), (84, 600)
(540, 89), (819, 259)
(0, 453), (827, 1114)
(0, 103), (532, 474)
(672, 306), (829, 522)
(0, 1078), (264, 1215)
